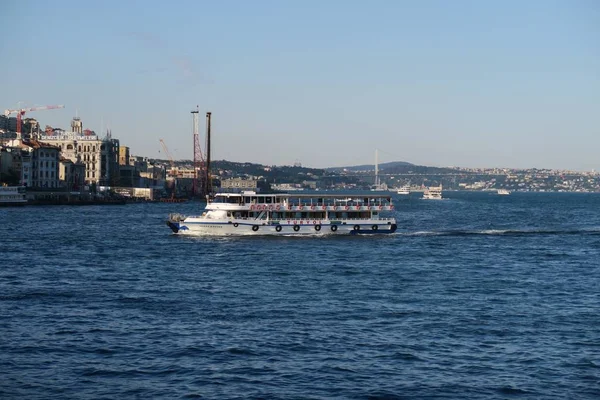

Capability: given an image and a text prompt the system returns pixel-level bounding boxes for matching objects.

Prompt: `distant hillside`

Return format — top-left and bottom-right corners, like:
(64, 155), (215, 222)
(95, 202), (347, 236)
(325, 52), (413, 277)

(212, 160), (327, 182)
(150, 158), (463, 177)
(327, 161), (413, 172)
(383, 164), (464, 175)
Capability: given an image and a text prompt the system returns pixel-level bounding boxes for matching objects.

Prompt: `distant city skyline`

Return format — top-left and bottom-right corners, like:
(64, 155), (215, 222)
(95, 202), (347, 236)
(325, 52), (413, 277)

(1, 0), (598, 171)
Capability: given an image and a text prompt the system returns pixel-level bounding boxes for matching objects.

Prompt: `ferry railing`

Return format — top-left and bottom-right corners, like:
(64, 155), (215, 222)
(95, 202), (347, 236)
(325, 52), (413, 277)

(290, 200), (393, 207)
(246, 197), (394, 208)
(261, 217), (396, 222)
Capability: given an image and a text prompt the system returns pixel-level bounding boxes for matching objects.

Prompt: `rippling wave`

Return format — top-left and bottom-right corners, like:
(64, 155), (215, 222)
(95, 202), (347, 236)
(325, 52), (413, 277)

(1, 192), (600, 399)
(404, 228), (600, 237)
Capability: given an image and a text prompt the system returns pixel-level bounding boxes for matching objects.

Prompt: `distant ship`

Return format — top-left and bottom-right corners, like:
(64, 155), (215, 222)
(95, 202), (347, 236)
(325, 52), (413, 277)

(497, 189), (511, 195)
(397, 185), (410, 195)
(422, 185), (443, 200)
(0, 186), (27, 206)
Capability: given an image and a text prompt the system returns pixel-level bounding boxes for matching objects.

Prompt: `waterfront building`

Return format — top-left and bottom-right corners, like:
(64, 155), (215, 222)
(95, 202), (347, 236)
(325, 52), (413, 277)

(119, 146), (130, 166)
(29, 141), (60, 188)
(0, 145), (33, 187)
(271, 182), (303, 191)
(20, 148), (32, 187)
(221, 177), (258, 190)
(0, 147), (17, 184)
(130, 157), (166, 187)
(22, 118), (40, 138)
(118, 164), (138, 187)
(303, 180), (317, 189)
(37, 117), (120, 186)
(59, 159), (85, 190)
(104, 136), (120, 186)
(7, 116), (17, 133)
(71, 117), (83, 134)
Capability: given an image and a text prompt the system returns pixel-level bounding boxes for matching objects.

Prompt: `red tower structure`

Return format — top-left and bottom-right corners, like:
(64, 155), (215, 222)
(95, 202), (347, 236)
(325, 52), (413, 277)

(191, 107), (206, 199)
(204, 111), (212, 197)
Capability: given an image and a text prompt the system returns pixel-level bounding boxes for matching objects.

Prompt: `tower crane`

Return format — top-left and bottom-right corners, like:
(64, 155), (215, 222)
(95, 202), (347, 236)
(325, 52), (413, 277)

(3, 104), (65, 135)
(159, 138), (182, 200)
(159, 139), (177, 177)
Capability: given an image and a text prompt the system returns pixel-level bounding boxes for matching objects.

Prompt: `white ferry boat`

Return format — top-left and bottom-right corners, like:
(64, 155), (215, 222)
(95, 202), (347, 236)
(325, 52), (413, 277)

(397, 185), (410, 195)
(422, 185), (443, 200)
(0, 186), (27, 206)
(166, 191), (397, 235)
(497, 189), (511, 195)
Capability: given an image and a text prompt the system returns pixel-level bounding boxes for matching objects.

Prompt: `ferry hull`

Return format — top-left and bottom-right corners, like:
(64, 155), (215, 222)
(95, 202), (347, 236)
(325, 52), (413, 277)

(167, 219), (397, 236)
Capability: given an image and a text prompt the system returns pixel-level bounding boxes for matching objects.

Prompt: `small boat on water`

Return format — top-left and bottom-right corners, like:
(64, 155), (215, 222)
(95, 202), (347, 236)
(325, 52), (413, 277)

(422, 185), (443, 200)
(166, 191), (397, 236)
(397, 185), (410, 195)
(497, 189), (511, 195)
(0, 186), (27, 206)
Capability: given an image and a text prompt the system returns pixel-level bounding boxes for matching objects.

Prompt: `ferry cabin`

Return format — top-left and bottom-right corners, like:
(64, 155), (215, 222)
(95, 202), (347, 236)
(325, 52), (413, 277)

(209, 193), (393, 218)
(213, 193), (392, 212)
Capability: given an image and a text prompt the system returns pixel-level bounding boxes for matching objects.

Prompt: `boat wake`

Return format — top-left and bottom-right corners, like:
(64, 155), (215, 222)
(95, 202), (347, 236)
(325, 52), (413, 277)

(402, 228), (600, 237)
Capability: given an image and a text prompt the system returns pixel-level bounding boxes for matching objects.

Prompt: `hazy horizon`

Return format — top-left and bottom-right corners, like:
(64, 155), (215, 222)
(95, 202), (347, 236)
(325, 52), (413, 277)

(1, 0), (598, 171)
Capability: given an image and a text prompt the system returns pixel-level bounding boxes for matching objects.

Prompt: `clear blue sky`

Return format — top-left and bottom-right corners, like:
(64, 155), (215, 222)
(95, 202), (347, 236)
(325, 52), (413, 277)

(1, 0), (598, 170)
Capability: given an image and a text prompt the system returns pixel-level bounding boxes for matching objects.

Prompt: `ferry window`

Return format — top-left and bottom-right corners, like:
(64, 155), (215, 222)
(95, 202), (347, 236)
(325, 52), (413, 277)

(266, 197), (272, 204)
(251, 196), (257, 203)
(258, 197), (265, 203)
(244, 197), (250, 203)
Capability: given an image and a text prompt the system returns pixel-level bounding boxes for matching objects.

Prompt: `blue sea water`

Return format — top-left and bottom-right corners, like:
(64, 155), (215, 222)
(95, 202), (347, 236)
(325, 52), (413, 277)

(1, 192), (599, 399)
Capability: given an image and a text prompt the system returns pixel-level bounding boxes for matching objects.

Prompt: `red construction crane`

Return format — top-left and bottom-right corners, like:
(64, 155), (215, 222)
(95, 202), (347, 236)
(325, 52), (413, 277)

(159, 139), (177, 177)
(3, 104), (65, 135)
